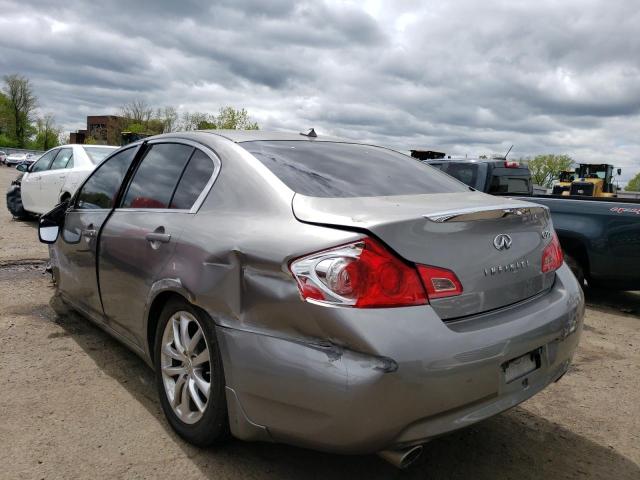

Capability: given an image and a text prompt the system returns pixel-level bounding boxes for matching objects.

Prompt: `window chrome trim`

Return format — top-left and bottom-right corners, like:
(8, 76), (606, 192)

(118, 138), (221, 214)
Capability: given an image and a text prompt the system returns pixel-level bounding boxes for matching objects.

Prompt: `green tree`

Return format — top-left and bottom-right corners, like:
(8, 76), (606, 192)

(3, 74), (38, 148)
(0, 133), (17, 147)
(31, 114), (60, 150)
(215, 106), (259, 130)
(181, 111), (213, 131)
(626, 172), (640, 192)
(527, 154), (574, 188)
(0, 92), (11, 138)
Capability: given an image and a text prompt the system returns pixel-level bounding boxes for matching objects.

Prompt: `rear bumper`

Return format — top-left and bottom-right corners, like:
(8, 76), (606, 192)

(216, 263), (584, 454)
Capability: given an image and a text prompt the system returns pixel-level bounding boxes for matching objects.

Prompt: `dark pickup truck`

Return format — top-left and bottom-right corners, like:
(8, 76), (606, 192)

(516, 195), (640, 290)
(423, 158), (533, 196)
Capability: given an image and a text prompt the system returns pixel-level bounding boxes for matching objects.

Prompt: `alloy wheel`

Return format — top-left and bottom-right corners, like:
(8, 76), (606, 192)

(160, 311), (211, 424)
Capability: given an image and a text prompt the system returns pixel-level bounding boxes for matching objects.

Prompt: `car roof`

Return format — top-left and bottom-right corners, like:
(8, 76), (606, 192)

(426, 157), (529, 167)
(66, 144), (118, 148)
(196, 129), (350, 143)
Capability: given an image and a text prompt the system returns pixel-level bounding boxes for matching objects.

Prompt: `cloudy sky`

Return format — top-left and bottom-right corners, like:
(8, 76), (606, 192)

(1, 0), (639, 182)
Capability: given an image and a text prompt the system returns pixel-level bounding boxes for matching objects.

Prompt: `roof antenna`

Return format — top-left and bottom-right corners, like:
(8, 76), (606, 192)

(503, 144), (513, 160)
(300, 128), (317, 138)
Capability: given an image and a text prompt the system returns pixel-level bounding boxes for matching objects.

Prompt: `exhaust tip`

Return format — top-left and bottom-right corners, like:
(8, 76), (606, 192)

(378, 445), (424, 469)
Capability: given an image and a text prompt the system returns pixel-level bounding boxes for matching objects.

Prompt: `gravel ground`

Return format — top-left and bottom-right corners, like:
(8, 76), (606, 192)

(0, 165), (638, 479)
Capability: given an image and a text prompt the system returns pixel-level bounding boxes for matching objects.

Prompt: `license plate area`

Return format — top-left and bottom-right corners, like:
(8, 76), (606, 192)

(503, 349), (541, 383)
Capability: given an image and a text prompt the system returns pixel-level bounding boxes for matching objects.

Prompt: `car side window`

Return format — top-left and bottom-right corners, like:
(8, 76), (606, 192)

(49, 148), (73, 170)
(169, 149), (215, 209)
(121, 143), (194, 209)
(76, 148), (137, 210)
(30, 150), (57, 172)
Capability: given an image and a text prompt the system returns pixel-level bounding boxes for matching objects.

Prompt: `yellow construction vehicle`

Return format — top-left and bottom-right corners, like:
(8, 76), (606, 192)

(569, 164), (621, 198)
(552, 170), (575, 195)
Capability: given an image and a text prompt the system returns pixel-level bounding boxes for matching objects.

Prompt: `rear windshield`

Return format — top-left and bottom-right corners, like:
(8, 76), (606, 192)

(242, 141), (468, 197)
(84, 147), (115, 164)
(488, 168), (532, 194)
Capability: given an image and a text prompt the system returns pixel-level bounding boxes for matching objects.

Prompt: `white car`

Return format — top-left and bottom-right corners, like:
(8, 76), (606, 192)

(19, 144), (117, 214)
(5, 152), (30, 167)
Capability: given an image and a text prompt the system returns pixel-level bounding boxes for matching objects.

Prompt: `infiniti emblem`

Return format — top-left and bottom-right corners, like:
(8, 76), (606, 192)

(493, 234), (512, 251)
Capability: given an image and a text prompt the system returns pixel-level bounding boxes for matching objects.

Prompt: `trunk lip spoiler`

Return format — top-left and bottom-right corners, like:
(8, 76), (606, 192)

(424, 203), (549, 223)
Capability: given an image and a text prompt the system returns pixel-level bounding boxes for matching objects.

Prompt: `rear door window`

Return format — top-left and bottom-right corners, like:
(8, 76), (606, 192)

(49, 148), (73, 170)
(242, 141), (468, 197)
(121, 143), (194, 209)
(169, 149), (215, 209)
(84, 147), (115, 164)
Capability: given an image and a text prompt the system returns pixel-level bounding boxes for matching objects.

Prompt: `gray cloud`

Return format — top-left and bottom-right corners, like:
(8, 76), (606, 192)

(1, 0), (639, 182)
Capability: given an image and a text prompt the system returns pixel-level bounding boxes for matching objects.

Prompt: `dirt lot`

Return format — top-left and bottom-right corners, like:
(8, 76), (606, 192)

(0, 165), (638, 480)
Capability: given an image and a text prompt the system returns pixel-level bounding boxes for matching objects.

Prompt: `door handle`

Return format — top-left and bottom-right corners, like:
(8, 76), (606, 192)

(145, 232), (171, 243)
(82, 223), (96, 239)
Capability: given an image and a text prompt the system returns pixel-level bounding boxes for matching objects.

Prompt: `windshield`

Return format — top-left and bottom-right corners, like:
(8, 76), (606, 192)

(577, 164), (609, 179)
(558, 172), (574, 182)
(84, 146), (116, 164)
(242, 141), (468, 198)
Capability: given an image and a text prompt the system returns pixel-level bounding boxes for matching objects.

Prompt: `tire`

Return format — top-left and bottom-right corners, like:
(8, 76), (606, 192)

(564, 253), (585, 288)
(6, 185), (30, 219)
(154, 298), (229, 447)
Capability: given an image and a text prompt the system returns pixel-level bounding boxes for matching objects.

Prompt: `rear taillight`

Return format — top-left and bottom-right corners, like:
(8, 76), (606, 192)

(417, 265), (464, 299)
(541, 232), (563, 273)
(289, 238), (463, 308)
(504, 160), (520, 168)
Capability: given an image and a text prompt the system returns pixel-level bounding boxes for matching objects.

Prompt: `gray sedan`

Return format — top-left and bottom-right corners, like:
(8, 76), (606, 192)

(39, 130), (584, 468)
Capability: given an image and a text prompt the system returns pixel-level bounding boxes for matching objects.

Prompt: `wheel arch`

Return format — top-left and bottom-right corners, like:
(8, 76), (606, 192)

(557, 234), (590, 280)
(144, 280), (196, 365)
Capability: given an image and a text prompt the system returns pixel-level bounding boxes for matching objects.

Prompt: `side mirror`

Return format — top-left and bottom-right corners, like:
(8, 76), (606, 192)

(38, 200), (69, 244)
(617, 168), (622, 176)
(16, 163), (28, 172)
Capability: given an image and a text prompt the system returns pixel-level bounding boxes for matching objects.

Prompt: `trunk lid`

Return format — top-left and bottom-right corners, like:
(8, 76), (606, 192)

(292, 192), (555, 319)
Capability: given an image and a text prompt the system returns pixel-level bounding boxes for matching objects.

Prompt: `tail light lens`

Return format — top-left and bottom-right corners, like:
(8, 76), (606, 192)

(541, 232), (564, 273)
(504, 160), (520, 168)
(289, 237), (463, 308)
(417, 265), (464, 299)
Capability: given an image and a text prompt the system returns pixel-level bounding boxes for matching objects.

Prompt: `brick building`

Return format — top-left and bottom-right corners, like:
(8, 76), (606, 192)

(70, 115), (124, 145)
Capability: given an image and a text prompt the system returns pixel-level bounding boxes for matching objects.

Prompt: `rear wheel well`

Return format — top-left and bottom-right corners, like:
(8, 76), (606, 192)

(558, 236), (590, 279)
(147, 291), (188, 360)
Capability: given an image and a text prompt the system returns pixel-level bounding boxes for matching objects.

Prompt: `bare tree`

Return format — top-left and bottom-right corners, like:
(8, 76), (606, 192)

(158, 106), (179, 133)
(120, 100), (153, 124)
(3, 74), (37, 147)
